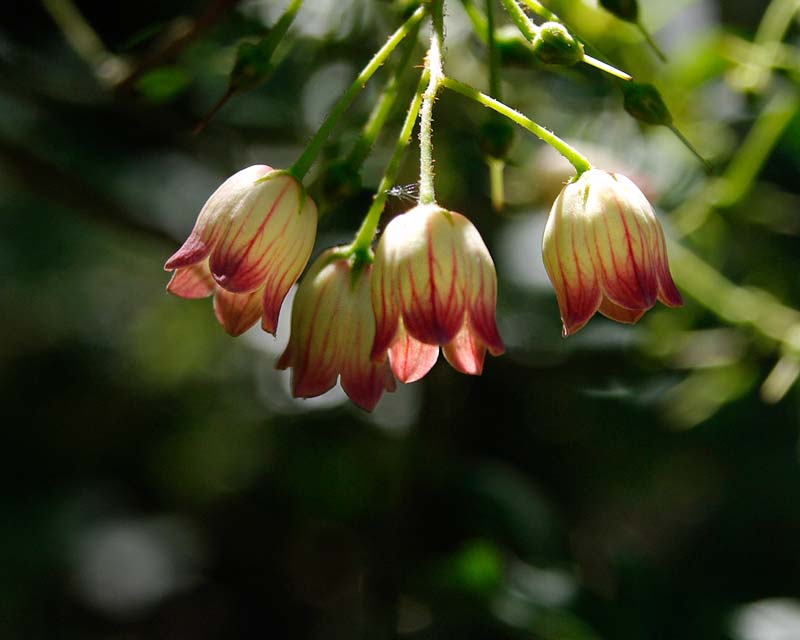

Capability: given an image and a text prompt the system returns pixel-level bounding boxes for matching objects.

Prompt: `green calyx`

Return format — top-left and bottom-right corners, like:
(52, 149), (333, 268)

(531, 22), (584, 66)
(599, 0), (639, 23)
(622, 82), (672, 126)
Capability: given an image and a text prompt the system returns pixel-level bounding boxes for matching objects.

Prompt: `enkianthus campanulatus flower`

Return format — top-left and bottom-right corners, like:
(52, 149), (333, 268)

(165, 165), (317, 336)
(542, 169), (682, 336)
(370, 204), (504, 383)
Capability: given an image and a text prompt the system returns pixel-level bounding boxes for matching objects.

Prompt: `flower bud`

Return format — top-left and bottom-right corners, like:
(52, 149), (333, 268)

(622, 82), (672, 126)
(165, 165), (318, 335)
(276, 248), (395, 411)
(542, 169), (682, 336)
(371, 204), (504, 382)
(531, 22), (584, 66)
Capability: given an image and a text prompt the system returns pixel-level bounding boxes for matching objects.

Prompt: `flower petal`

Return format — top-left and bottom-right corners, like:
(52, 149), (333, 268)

(442, 319), (487, 375)
(456, 214), (504, 356)
(277, 253), (347, 398)
(214, 287), (261, 337)
(542, 183), (602, 336)
(654, 230), (683, 308)
(370, 220), (402, 361)
(398, 205), (466, 345)
(587, 171), (658, 310)
(340, 265), (395, 411)
(213, 286), (263, 336)
(260, 194), (318, 335)
(598, 296), (646, 324)
(388, 321), (440, 383)
(166, 262), (215, 299)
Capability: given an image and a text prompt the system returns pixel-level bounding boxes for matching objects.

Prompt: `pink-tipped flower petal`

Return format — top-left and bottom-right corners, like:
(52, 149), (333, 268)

(388, 321), (440, 383)
(654, 230), (683, 307)
(339, 264), (396, 410)
(213, 286), (264, 337)
(597, 297), (646, 324)
(260, 194), (318, 335)
(166, 262), (215, 299)
(586, 171), (658, 310)
(370, 234), (401, 362)
(396, 206), (467, 345)
(542, 184), (602, 336)
(442, 319), (486, 376)
(457, 214), (505, 356)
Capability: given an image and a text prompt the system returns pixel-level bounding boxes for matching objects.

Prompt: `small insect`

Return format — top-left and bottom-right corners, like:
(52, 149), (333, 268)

(385, 183), (419, 203)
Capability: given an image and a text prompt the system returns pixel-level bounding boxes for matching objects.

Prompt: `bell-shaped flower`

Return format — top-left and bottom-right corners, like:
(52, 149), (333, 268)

(370, 204), (504, 383)
(164, 165), (317, 335)
(276, 248), (395, 411)
(542, 168), (683, 336)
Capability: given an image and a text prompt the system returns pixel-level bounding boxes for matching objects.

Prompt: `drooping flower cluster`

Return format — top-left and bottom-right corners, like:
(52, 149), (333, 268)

(165, 164), (682, 410)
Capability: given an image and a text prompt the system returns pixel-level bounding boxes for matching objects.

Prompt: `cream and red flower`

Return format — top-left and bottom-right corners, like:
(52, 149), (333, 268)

(542, 168), (682, 336)
(164, 165), (317, 336)
(276, 248), (395, 411)
(370, 203), (504, 382)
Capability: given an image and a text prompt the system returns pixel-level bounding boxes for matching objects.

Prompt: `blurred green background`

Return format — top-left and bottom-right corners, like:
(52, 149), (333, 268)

(2, 0), (800, 637)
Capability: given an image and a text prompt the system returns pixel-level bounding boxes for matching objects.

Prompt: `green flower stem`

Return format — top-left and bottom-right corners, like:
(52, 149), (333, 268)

(516, 0), (557, 22)
(499, 0), (537, 40)
(418, 2), (445, 206)
(346, 20), (421, 169)
(441, 76), (592, 174)
(351, 72), (428, 256)
(289, 5), (425, 180)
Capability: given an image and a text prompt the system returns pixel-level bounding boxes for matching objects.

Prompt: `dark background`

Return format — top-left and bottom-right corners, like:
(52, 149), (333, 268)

(2, 0), (800, 638)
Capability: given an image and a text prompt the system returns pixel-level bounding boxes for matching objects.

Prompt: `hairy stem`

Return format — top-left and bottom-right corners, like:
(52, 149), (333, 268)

(351, 72), (429, 255)
(418, 2), (445, 206)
